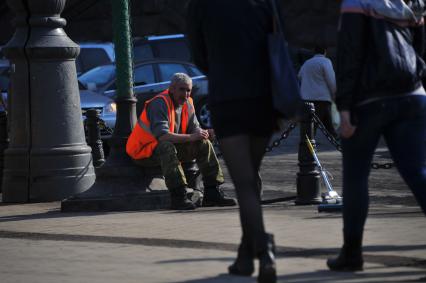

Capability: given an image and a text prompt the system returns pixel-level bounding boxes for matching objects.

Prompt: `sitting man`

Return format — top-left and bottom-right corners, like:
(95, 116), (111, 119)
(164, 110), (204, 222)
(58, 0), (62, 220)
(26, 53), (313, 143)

(126, 73), (236, 210)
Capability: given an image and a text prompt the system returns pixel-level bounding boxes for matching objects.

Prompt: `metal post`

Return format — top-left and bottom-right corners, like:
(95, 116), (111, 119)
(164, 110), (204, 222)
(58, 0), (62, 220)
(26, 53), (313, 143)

(85, 109), (105, 168)
(106, 0), (137, 166)
(295, 102), (322, 205)
(2, 0), (95, 202)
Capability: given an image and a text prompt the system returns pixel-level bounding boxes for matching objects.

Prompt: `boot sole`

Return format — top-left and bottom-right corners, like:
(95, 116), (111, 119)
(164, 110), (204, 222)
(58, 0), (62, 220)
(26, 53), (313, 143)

(327, 260), (364, 272)
(328, 265), (363, 272)
(258, 266), (277, 283)
(170, 205), (196, 210)
(228, 268), (254, 277)
(228, 263), (254, 277)
(202, 201), (237, 207)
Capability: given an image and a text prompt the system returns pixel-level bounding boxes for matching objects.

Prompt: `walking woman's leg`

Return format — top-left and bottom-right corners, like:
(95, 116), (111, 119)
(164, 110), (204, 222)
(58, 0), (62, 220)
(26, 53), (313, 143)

(384, 96), (426, 214)
(219, 135), (266, 246)
(328, 105), (381, 271)
(220, 134), (276, 282)
(250, 136), (271, 199)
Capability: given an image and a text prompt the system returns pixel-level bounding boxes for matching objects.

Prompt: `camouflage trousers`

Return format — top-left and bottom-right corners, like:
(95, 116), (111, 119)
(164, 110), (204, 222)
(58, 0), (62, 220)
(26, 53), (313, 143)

(134, 140), (224, 190)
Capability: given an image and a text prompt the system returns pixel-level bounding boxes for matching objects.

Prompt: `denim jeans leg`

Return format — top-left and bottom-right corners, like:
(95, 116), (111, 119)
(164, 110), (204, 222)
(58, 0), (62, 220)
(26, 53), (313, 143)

(383, 96), (426, 214)
(341, 107), (382, 241)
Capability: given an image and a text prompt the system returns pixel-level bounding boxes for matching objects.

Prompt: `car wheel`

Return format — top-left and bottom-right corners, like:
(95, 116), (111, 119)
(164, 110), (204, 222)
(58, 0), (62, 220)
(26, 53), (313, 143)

(196, 99), (212, 129)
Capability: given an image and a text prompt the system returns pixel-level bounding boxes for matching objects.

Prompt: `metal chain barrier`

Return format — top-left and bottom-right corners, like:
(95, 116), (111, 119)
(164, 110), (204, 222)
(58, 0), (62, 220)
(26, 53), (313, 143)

(212, 123), (297, 158)
(311, 112), (342, 152)
(265, 123), (297, 152)
(98, 119), (114, 135)
(311, 112), (394, 170)
(371, 162), (394, 169)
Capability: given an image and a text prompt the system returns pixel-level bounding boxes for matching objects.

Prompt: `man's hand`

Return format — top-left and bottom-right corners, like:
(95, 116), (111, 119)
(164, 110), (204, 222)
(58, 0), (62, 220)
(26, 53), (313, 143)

(339, 110), (356, 138)
(207, 129), (215, 141)
(190, 128), (209, 141)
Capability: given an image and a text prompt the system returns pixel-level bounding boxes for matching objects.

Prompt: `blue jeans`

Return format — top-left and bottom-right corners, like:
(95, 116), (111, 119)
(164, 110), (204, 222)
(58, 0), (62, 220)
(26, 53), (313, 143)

(342, 95), (426, 241)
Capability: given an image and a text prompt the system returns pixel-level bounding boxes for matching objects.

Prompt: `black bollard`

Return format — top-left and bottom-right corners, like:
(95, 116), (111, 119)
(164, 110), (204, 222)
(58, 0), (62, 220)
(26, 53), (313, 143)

(85, 109), (105, 168)
(2, 0), (95, 202)
(0, 111), (9, 193)
(295, 102), (322, 205)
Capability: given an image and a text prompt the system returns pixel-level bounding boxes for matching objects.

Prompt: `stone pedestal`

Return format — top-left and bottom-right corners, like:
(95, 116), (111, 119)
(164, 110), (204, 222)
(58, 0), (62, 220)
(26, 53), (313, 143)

(2, 0), (95, 202)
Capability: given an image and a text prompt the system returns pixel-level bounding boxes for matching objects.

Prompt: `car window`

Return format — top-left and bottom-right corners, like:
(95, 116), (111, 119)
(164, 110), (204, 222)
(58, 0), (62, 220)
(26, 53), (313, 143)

(134, 64), (155, 86)
(79, 65), (116, 89)
(158, 63), (187, 82)
(79, 48), (112, 72)
(188, 65), (203, 77)
(133, 44), (154, 62)
(153, 40), (191, 61)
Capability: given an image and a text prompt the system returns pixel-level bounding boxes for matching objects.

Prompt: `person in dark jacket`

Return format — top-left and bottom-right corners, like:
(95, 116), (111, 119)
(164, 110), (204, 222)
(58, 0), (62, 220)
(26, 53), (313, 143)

(328, 0), (426, 271)
(187, 0), (278, 282)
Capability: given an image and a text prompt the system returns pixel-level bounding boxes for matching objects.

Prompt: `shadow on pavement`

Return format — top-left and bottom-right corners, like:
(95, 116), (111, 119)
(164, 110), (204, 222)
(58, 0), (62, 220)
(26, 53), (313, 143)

(0, 208), (145, 223)
(170, 270), (426, 283)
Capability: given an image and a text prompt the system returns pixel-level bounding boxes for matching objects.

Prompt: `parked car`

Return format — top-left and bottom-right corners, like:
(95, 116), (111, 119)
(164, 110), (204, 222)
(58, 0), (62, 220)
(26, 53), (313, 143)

(76, 42), (115, 76)
(76, 34), (192, 76)
(78, 81), (116, 138)
(78, 59), (212, 128)
(0, 65), (116, 139)
(133, 34), (192, 62)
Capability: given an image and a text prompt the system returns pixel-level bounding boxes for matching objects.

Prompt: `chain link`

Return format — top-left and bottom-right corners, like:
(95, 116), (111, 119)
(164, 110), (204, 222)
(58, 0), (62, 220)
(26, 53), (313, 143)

(212, 123), (297, 157)
(371, 162), (394, 169)
(98, 119), (114, 135)
(312, 112), (394, 170)
(312, 112), (342, 152)
(265, 123), (297, 152)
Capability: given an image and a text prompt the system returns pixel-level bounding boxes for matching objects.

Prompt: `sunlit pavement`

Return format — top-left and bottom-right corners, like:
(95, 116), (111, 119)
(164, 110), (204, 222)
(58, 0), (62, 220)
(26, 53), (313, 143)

(0, 129), (424, 283)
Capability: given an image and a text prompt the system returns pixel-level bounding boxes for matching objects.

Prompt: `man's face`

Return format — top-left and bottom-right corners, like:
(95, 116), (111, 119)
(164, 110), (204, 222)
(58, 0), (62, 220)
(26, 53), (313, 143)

(169, 81), (192, 107)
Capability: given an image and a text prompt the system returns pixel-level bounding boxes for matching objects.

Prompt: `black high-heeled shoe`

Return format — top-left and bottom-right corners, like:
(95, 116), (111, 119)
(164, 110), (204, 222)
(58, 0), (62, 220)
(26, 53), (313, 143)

(327, 244), (363, 271)
(257, 233), (277, 283)
(228, 237), (255, 276)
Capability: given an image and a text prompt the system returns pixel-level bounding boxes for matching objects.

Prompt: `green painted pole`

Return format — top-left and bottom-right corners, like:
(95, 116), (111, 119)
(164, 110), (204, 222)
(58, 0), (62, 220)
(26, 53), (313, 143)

(107, 0), (137, 165)
(111, 0), (133, 102)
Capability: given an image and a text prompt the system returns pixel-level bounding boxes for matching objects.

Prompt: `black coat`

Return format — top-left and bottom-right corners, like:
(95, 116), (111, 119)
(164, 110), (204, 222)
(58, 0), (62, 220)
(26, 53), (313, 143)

(336, 1), (426, 111)
(186, 0), (273, 106)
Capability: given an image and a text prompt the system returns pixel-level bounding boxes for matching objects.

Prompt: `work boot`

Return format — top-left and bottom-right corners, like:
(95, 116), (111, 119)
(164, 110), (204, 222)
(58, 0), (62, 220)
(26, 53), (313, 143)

(170, 186), (196, 210)
(327, 243), (364, 271)
(186, 188), (204, 207)
(202, 185), (236, 207)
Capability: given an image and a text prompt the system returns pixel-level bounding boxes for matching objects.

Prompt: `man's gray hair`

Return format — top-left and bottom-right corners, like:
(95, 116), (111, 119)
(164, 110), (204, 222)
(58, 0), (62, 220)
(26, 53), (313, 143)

(170, 73), (192, 86)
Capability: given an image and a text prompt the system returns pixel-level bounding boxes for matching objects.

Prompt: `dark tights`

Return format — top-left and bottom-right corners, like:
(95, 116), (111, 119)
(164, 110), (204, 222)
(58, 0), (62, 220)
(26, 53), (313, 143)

(219, 134), (270, 249)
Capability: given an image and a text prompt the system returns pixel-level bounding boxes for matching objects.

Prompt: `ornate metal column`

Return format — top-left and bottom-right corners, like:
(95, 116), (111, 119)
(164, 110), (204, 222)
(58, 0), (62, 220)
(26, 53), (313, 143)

(295, 102), (322, 204)
(2, 0), (95, 202)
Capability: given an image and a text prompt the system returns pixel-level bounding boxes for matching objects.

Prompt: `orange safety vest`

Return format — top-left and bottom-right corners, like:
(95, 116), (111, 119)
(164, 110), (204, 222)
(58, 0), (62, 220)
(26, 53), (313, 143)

(126, 89), (195, 160)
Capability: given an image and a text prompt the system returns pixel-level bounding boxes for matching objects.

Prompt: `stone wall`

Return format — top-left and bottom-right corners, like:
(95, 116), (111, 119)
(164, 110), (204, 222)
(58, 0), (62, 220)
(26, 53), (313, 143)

(0, 0), (341, 48)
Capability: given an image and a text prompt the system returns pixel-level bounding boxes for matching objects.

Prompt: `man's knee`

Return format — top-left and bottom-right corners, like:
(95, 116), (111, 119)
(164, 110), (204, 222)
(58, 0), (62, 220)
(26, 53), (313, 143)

(156, 141), (178, 156)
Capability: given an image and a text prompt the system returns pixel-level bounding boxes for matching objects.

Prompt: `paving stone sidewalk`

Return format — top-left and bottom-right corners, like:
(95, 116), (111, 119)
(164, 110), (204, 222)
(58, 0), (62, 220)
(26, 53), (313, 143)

(0, 130), (425, 283)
